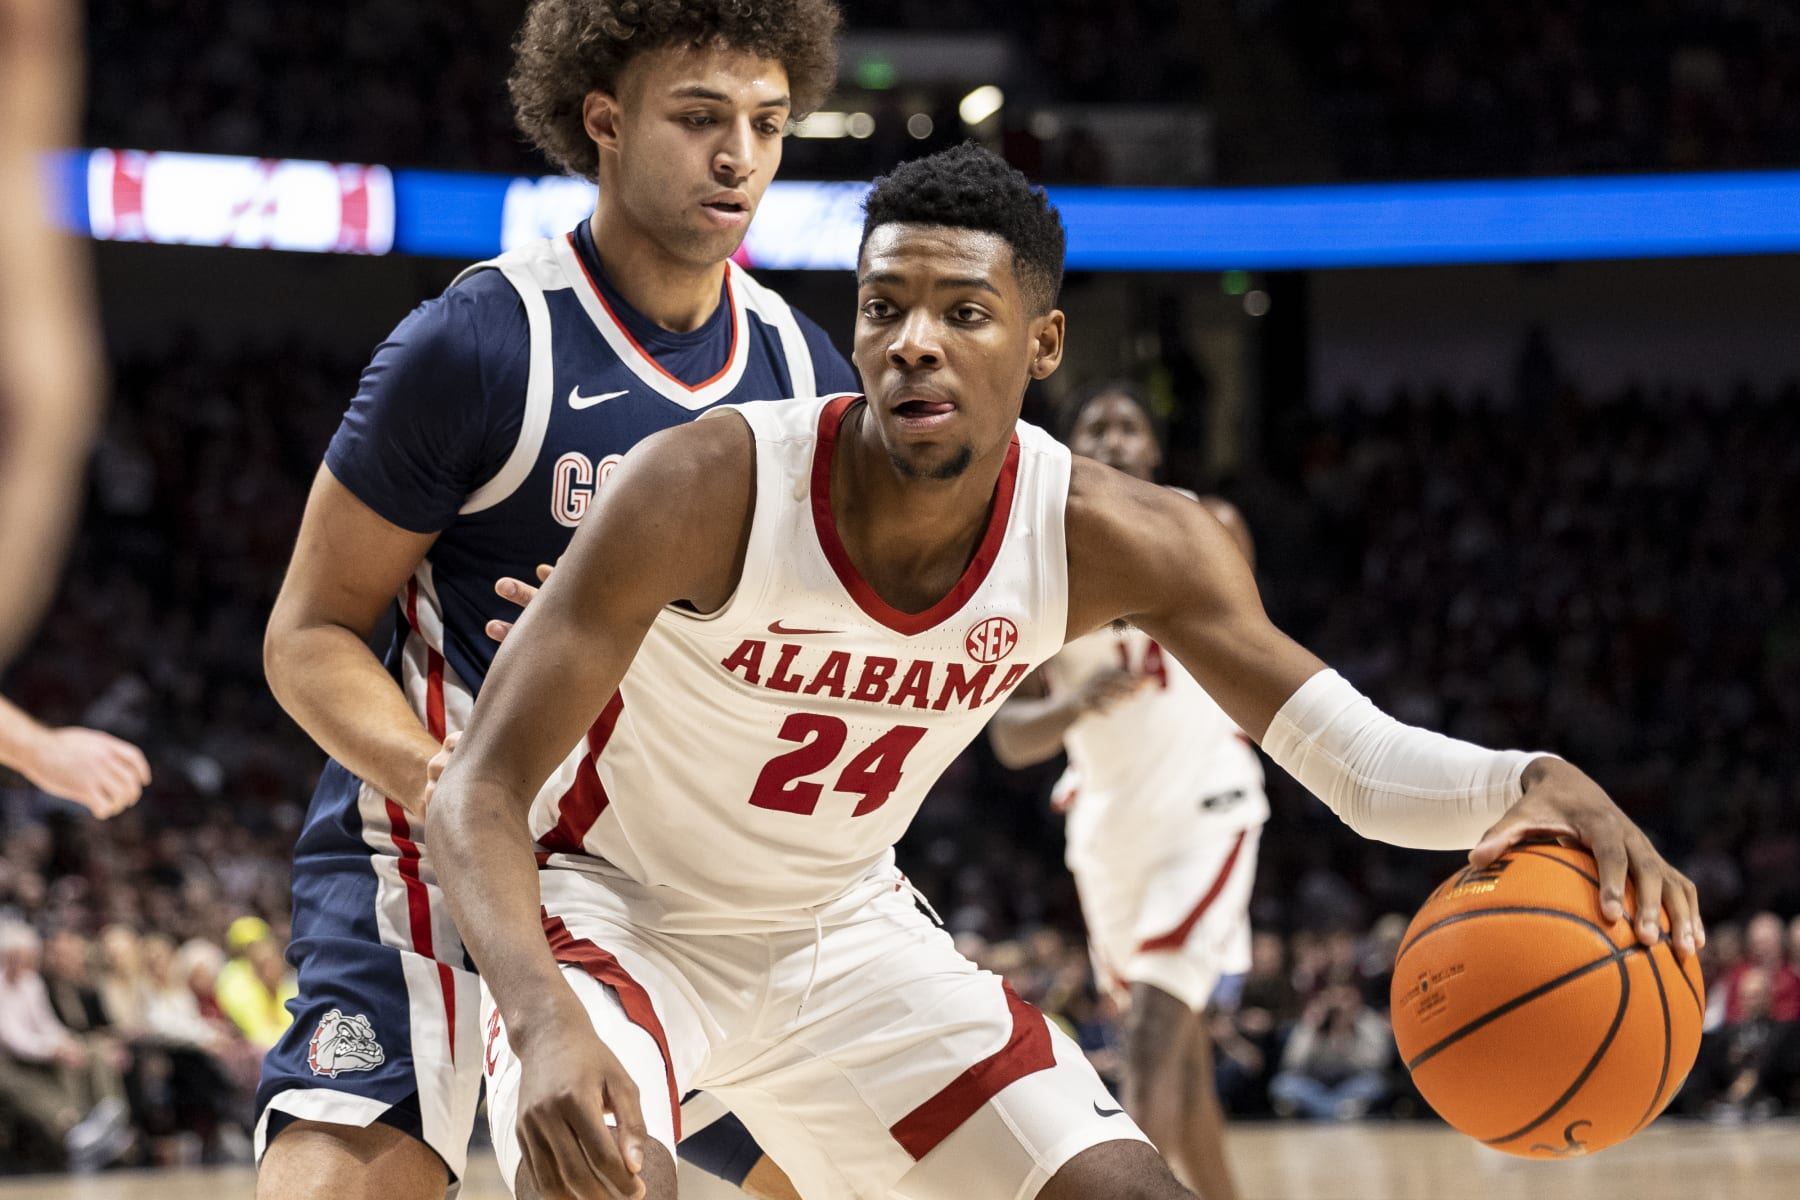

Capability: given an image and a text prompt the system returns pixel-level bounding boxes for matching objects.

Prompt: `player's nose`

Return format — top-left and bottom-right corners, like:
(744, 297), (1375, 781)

(886, 311), (942, 368)
(713, 119), (756, 183)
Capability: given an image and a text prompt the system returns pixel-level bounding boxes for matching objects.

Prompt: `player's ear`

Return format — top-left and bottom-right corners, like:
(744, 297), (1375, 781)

(583, 91), (625, 154)
(1027, 310), (1065, 380)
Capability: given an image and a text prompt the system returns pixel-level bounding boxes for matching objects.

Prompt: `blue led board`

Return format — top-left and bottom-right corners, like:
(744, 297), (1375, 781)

(55, 149), (1800, 269)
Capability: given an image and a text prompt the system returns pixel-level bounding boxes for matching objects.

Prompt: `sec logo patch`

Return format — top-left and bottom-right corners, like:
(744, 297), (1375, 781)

(965, 617), (1019, 664)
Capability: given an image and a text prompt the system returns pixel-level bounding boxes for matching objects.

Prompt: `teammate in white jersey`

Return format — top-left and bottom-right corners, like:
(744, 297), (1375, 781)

(428, 143), (1703, 1200)
(989, 385), (1262, 1200)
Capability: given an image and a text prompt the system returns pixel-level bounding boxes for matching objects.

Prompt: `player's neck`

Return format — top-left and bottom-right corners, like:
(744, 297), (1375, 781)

(827, 405), (1010, 612)
(586, 210), (725, 334)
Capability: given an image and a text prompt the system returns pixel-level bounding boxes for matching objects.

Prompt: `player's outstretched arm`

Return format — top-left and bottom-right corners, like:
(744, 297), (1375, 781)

(426, 413), (755, 1200)
(0, 0), (103, 668)
(1065, 461), (1702, 956)
(0, 695), (150, 818)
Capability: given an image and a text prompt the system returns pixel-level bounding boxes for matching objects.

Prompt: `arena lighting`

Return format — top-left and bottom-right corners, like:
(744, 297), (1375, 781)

(959, 85), (1005, 125)
(791, 111), (851, 138)
(52, 150), (1800, 270)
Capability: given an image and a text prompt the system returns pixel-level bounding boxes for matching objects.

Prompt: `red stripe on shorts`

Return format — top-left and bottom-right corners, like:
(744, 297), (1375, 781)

(889, 982), (1055, 1161)
(541, 912), (681, 1141)
(1134, 828), (1248, 955)
(396, 579), (457, 1059)
(537, 693), (625, 856)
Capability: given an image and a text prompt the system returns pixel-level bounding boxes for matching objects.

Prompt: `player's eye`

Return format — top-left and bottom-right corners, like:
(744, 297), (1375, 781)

(952, 305), (989, 324)
(860, 298), (896, 319)
(683, 114), (715, 128)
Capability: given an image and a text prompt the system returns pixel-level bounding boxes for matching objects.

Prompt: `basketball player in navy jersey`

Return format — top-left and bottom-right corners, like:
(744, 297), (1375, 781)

(990, 386), (1259, 1200)
(427, 143), (1702, 1200)
(257, 3), (847, 1198)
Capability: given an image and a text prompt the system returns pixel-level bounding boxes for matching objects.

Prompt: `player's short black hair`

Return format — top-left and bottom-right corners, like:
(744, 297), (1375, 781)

(511, 0), (842, 182)
(859, 143), (1066, 315)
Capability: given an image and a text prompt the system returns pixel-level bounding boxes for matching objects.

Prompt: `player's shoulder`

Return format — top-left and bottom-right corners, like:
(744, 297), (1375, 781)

(618, 405), (759, 496)
(439, 262), (529, 328)
(1068, 456), (1199, 538)
(1066, 457), (1227, 616)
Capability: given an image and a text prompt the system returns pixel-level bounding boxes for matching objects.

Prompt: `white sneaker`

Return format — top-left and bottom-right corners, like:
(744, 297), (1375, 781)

(64, 1097), (132, 1173)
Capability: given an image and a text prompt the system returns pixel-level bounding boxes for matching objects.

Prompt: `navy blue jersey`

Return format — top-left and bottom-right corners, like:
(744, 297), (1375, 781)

(261, 223), (852, 1174)
(324, 221), (856, 731)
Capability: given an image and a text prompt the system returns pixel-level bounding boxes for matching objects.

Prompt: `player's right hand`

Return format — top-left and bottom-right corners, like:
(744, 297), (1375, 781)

(486, 563), (555, 644)
(515, 1010), (649, 1199)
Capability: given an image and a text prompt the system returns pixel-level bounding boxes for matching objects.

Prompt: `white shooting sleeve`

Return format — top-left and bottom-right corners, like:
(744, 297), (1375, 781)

(1260, 669), (1550, 850)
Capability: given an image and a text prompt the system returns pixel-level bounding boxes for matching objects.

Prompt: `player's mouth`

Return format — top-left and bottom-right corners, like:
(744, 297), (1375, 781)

(700, 192), (751, 227)
(889, 390), (958, 432)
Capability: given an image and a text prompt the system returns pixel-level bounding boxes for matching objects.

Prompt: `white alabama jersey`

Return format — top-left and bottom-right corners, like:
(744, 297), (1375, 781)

(527, 393), (1072, 925)
(1048, 620), (1269, 871)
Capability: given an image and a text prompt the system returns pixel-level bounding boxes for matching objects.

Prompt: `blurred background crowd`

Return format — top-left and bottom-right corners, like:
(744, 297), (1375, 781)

(6, 344), (1798, 1167)
(82, 0), (1800, 183)
(4, 0), (1799, 1176)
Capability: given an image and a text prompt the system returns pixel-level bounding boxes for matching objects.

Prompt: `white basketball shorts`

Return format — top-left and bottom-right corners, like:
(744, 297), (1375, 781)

(482, 863), (1149, 1200)
(1072, 823), (1262, 1012)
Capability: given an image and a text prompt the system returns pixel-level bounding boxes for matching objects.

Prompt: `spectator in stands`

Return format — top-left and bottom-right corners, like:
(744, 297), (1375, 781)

(1212, 929), (1298, 1114)
(1687, 967), (1800, 1121)
(1700, 921), (1746, 1030)
(1268, 982), (1392, 1120)
(1721, 912), (1800, 1025)
(0, 920), (132, 1170)
(1358, 914), (1408, 1011)
(212, 916), (295, 1050)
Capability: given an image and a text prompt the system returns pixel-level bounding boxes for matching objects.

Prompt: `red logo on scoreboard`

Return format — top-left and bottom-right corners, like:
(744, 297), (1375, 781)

(964, 617), (1019, 664)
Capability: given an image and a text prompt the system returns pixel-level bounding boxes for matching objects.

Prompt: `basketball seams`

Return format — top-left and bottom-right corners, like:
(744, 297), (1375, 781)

(1395, 904), (1615, 967)
(1397, 849), (1705, 1156)
(1403, 944), (1626, 1072)
(1483, 950), (1632, 1148)
(1513, 847), (1601, 888)
(1672, 949), (1703, 1018)
(1627, 946), (1675, 1136)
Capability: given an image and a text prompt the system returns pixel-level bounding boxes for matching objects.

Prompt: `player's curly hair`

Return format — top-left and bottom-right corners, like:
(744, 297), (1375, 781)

(859, 143), (1066, 314)
(510, 0), (842, 181)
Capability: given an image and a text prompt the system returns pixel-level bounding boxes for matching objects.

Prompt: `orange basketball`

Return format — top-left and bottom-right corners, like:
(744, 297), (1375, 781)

(1390, 843), (1704, 1158)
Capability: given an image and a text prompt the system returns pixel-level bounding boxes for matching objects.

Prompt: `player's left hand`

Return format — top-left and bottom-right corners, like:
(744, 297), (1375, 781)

(486, 563), (554, 643)
(22, 725), (151, 819)
(1469, 756), (1703, 957)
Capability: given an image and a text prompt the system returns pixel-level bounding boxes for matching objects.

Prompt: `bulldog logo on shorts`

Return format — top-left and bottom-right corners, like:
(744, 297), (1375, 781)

(307, 1009), (386, 1077)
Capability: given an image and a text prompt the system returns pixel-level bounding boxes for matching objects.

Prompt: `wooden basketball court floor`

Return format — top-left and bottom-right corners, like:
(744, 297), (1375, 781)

(3, 1119), (1794, 1200)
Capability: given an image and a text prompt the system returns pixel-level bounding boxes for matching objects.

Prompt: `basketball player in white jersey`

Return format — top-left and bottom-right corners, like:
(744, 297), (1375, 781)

(989, 385), (1259, 1200)
(427, 143), (1702, 1200)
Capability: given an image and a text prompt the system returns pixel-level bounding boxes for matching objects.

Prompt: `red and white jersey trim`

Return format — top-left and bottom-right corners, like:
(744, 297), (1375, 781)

(525, 395), (1073, 922)
(811, 395), (1022, 636)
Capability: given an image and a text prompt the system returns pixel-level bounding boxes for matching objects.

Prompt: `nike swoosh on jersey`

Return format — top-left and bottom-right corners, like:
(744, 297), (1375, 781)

(569, 387), (630, 410)
(1093, 1101), (1125, 1118)
(767, 620), (840, 636)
